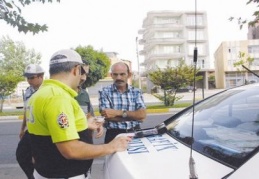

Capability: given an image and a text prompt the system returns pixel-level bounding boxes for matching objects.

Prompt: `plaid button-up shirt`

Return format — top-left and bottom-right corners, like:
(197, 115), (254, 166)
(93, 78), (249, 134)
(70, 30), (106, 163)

(98, 84), (146, 130)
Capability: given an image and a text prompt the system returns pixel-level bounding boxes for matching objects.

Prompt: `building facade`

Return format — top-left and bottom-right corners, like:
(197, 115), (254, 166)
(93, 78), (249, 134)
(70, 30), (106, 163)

(138, 11), (211, 92)
(248, 23), (259, 40)
(214, 40), (259, 89)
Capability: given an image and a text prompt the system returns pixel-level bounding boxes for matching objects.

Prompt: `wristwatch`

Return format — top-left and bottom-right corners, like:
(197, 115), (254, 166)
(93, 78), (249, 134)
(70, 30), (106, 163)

(122, 110), (127, 118)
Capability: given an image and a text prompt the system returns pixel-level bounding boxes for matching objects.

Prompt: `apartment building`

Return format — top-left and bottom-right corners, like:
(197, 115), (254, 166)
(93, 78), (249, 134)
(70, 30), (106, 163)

(248, 23), (259, 40)
(214, 40), (259, 89)
(138, 11), (212, 92)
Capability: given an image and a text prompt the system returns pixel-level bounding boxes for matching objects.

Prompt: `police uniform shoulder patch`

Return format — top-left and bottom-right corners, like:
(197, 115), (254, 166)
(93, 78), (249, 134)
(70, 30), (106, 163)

(57, 112), (69, 128)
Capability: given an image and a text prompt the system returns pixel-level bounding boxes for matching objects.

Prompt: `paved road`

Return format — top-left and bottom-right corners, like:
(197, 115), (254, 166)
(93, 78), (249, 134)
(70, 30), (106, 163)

(0, 113), (175, 179)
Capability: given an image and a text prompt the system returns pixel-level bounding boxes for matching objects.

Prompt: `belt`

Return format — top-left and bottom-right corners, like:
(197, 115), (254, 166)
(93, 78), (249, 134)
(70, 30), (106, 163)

(34, 170), (88, 179)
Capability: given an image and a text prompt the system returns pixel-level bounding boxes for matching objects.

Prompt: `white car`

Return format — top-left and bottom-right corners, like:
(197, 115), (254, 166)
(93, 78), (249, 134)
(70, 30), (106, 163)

(104, 83), (259, 179)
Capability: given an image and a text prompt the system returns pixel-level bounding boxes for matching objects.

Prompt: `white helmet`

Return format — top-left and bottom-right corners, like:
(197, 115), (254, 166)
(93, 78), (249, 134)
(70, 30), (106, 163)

(24, 64), (45, 77)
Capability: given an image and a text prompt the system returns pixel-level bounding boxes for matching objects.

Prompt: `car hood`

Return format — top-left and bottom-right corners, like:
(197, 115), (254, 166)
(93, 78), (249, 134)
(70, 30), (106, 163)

(104, 133), (233, 179)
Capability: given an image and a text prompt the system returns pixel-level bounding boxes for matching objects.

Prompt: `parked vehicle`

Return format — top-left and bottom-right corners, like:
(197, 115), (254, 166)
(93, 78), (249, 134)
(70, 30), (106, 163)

(176, 86), (197, 92)
(104, 83), (259, 179)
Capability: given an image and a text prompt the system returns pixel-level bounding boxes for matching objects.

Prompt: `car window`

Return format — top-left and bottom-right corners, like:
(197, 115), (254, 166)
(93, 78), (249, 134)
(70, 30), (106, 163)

(166, 86), (259, 168)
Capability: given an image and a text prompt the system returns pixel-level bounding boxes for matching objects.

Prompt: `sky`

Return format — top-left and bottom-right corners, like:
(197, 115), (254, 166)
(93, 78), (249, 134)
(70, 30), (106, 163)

(0, 0), (257, 76)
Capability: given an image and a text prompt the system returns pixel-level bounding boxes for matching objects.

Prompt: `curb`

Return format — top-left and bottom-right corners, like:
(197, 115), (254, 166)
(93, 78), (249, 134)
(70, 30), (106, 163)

(0, 115), (21, 120)
(146, 108), (184, 113)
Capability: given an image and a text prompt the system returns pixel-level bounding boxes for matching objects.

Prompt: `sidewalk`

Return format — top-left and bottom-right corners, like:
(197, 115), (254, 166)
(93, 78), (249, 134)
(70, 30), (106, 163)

(1, 89), (224, 120)
(90, 88), (224, 106)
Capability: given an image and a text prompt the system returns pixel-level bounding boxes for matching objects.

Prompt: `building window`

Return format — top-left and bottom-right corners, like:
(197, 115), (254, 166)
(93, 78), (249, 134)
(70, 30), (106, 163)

(252, 58), (259, 65)
(155, 59), (168, 68)
(168, 59), (180, 67)
(228, 47), (237, 54)
(227, 47), (239, 60)
(188, 30), (205, 40)
(196, 59), (205, 69)
(154, 31), (181, 38)
(187, 15), (204, 26)
(225, 72), (244, 88)
(164, 46), (174, 53)
(154, 17), (180, 24)
(248, 45), (259, 53)
(153, 45), (182, 54)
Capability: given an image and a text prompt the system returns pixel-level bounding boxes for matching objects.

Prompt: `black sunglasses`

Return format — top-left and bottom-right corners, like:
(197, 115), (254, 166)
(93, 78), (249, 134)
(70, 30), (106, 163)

(27, 76), (38, 80)
(80, 65), (86, 74)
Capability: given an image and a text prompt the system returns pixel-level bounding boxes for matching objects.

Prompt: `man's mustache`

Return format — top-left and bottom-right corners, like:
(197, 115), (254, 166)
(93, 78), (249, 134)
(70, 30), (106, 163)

(115, 80), (124, 83)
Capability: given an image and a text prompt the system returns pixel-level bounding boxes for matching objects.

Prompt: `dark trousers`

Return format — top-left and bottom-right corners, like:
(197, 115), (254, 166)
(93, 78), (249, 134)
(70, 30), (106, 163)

(104, 129), (126, 144)
(16, 130), (34, 179)
(104, 125), (140, 144)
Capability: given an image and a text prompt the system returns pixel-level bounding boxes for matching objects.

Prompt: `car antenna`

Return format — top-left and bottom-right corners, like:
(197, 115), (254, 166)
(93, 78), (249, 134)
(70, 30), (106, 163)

(189, 0), (199, 179)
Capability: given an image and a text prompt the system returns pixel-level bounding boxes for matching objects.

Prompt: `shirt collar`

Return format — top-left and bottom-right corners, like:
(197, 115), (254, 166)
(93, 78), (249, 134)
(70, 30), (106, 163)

(111, 83), (132, 93)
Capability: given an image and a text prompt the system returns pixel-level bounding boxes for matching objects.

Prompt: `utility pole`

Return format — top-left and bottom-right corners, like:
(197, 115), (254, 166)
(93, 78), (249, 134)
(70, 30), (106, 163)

(136, 37), (141, 89)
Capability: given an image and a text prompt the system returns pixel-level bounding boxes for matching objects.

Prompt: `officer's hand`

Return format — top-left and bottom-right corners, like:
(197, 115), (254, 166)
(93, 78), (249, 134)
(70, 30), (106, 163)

(87, 117), (104, 138)
(94, 124), (104, 138)
(87, 117), (99, 130)
(109, 135), (132, 152)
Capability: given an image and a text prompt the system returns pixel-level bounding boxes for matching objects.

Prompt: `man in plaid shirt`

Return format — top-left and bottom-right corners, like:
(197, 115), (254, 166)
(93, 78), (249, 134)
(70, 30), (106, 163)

(99, 62), (147, 143)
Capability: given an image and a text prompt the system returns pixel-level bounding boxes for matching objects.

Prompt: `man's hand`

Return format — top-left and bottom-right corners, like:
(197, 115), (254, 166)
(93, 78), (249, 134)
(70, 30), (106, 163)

(101, 108), (146, 122)
(101, 109), (121, 118)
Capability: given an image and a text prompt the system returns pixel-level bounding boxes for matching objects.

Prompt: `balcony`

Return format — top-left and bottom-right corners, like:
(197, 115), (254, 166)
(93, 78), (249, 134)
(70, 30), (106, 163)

(145, 52), (185, 61)
(143, 23), (184, 30)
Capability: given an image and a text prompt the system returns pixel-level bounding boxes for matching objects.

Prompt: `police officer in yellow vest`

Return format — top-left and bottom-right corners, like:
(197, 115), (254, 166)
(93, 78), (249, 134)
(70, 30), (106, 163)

(16, 64), (45, 179)
(26, 49), (131, 179)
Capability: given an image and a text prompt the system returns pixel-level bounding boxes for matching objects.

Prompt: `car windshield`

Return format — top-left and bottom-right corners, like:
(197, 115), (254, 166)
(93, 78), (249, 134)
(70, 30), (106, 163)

(166, 84), (259, 169)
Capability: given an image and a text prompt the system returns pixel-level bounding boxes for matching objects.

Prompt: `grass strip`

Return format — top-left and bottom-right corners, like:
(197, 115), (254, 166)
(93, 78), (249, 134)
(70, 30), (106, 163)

(0, 103), (191, 116)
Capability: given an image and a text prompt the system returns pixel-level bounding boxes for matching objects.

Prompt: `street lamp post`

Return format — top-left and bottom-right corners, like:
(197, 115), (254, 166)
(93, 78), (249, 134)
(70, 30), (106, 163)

(136, 37), (141, 89)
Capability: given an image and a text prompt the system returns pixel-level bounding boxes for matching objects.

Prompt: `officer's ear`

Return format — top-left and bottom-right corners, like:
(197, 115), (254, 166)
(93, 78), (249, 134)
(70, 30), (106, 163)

(72, 65), (80, 76)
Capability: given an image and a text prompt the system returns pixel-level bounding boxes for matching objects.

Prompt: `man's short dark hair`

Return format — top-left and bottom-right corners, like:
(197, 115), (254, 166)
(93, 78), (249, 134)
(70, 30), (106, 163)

(49, 62), (80, 76)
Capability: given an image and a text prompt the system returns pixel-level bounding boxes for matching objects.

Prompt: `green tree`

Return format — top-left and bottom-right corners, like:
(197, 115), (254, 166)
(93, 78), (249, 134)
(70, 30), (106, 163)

(229, 0), (259, 29)
(233, 51), (254, 84)
(0, 0), (60, 34)
(75, 45), (110, 88)
(148, 61), (202, 106)
(0, 35), (41, 112)
(233, 51), (254, 70)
